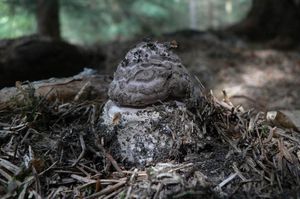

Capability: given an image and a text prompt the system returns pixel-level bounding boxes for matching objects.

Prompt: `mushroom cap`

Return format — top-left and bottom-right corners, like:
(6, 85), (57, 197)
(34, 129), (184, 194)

(108, 41), (200, 107)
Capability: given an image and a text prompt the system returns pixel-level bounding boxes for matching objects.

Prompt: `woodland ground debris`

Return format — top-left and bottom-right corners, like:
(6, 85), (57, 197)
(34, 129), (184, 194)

(0, 80), (300, 198)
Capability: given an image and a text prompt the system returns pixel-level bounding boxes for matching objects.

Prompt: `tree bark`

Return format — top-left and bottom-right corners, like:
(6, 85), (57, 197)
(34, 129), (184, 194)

(37, 0), (61, 40)
(228, 0), (300, 47)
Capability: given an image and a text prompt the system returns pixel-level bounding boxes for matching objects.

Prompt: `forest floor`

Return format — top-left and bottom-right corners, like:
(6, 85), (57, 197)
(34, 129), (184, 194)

(0, 31), (300, 198)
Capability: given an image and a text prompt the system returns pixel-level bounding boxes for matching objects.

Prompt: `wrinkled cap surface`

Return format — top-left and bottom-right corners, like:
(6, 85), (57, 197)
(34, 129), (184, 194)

(108, 41), (201, 107)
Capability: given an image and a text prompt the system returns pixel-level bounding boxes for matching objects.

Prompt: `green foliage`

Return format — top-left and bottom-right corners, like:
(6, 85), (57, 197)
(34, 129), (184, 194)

(132, 1), (169, 19)
(0, 1), (35, 38)
(0, 0), (251, 43)
(60, 0), (188, 44)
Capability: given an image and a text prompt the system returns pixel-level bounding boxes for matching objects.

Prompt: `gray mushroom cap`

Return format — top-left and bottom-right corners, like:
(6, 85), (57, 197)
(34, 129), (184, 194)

(108, 41), (202, 107)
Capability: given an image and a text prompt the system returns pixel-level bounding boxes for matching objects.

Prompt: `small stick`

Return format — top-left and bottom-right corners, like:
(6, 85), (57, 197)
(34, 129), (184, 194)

(0, 158), (21, 174)
(3, 122), (28, 131)
(79, 163), (99, 174)
(103, 187), (124, 199)
(21, 128), (40, 144)
(72, 174), (127, 185)
(18, 180), (29, 199)
(216, 173), (238, 190)
(32, 166), (42, 197)
(153, 183), (163, 199)
(125, 168), (138, 199)
(47, 187), (64, 199)
(29, 190), (43, 199)
(38, 161), (57, 176)
(76, 166), (90, 177)
(95, 143), (123, 173)
(95, 176), (102, 192)
(74, 81), (91, 101)
(76, 181), (97, 190)
(0, 168), (12, 181)
(85, 181), (126, 199)
(232, 162), (247, 181)
(168, 163), (193, 173)
(0, 122), (10, 127)
(274, 129), (300, 144)
(71, 174), (96, 183)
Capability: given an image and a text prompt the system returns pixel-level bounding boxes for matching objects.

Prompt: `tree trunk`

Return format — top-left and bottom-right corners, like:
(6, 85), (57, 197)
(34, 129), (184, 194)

(37, 0), (61, 40)
(188, 0), (198, 29)
(228, 0), (300, 47)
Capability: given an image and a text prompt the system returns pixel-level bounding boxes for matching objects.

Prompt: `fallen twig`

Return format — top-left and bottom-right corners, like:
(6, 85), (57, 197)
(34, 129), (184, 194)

(84, 180), (127, 199)
(95, 142), (123, 173)
(72, 134), (86, 167)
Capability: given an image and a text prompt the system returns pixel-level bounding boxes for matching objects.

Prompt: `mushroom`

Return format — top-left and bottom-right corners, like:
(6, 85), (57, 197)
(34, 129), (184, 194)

(108, 41), (203, 107)
(99, 41), (205, 166)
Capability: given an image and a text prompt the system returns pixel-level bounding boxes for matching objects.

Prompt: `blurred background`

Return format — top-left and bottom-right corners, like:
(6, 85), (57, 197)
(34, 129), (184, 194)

(0, 0), (251, 44)
(1, 0), (300, 110)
